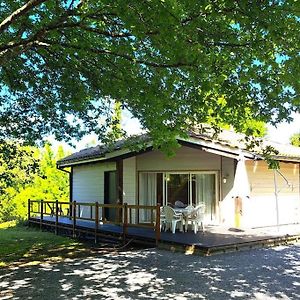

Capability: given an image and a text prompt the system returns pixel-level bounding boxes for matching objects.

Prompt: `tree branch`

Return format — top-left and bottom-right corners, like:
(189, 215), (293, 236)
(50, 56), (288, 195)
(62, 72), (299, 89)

(0, 0), (47, 33)
(208, 41), (253, 48)
(41, 40), (196, 69)
(78, 25), (133, 38)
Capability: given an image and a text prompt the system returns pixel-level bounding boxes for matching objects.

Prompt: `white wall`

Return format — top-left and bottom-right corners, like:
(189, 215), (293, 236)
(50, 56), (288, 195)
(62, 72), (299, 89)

(123, 157), (137, 224)
(221, 157), (235, 200)
(123, 157), (136, 205)
(72, 162), (116, 218)
(136, 146), (221, 171)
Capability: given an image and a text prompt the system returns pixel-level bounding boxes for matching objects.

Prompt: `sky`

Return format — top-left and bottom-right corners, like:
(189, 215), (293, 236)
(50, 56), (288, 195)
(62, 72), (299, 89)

(266, 112), (300, 144)
(49, 112), (300, 152)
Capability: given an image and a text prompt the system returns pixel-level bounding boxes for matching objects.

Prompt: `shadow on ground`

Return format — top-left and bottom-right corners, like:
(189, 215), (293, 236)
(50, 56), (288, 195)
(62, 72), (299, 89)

(0, 244), (299, 299)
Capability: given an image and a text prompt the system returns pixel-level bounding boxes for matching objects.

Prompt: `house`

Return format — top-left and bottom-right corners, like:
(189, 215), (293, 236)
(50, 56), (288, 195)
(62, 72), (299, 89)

(57, 130), (300, 229)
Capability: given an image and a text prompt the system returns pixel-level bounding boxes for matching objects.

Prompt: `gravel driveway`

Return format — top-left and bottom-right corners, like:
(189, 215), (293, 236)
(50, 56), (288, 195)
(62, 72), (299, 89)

(0, 244), (299, 300)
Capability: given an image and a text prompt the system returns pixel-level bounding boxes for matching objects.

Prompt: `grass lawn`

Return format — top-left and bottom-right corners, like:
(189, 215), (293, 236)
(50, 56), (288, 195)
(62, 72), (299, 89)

(0, 221), (92, 268)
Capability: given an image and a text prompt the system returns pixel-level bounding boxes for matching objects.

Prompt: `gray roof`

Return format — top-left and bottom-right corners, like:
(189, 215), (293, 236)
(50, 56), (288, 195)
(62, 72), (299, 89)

(57, 130), (300, 167)
(57, 135), (151, 167)
(58, 140), (125, 165)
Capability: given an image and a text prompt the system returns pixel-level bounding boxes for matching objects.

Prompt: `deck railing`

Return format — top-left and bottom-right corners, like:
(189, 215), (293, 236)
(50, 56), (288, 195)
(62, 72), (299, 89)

(28, 199), (161, 245)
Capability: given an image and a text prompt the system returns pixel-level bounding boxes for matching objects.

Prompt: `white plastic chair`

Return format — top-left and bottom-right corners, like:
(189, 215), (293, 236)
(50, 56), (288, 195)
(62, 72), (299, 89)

(163, 206), (183, 234)
(189, 204), (205, 234)
(183, 205), (195, 231)
(160, 206), (166, 231)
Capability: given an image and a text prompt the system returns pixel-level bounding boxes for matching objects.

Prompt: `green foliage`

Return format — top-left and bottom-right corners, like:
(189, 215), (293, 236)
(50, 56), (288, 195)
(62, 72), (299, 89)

(0, 142), (39, 192)
(105, 101), (125, 143)
(0, 143), (69, 222)
(0, 1), (299, 148)
(240, 120), (267, 138)
(290, 133), (300, 147)
(262, 146), (280, 170)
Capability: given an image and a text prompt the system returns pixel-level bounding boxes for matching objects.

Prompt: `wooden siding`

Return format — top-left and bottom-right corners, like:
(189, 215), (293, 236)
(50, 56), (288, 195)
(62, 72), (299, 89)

(123, 157), (136, 205)
(245, 160), (300, 227)
(136, 146), (221, 171)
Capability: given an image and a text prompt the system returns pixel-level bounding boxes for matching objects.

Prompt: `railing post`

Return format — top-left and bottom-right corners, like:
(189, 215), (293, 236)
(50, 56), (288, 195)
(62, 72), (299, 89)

(28, 199), (31, 226)
(95, 202), (99, 244)
(123, 203), (128, 244)
(69, 202), (72, 220)
(155, 203), (161, 246)
(40, 200), (44, 230)
(116, 200), (121, 224)
(102, 204), (105, 223)
(73, 201), (77, 238)
(55, 200), (59, 235)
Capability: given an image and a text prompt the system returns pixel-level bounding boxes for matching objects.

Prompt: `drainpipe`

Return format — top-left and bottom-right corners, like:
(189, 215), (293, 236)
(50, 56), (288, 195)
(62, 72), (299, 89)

(57, 165), (73, 214)
(57, 164), (71, 174)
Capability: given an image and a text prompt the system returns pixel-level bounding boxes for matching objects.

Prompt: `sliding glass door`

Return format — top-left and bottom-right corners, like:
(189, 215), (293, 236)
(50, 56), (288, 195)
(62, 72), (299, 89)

(139, 171), (218, 223)
(166, 174), (189, 207)
(138, 172), (163, 223)
(194, 173), (216, 221)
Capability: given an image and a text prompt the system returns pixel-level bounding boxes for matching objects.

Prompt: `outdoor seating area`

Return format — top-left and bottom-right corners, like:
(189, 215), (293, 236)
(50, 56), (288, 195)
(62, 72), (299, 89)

(160, 204), (206, 234)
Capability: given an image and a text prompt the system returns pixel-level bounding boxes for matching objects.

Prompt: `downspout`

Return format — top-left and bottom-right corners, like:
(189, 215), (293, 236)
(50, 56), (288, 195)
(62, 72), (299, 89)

(57, 164), (73, 203)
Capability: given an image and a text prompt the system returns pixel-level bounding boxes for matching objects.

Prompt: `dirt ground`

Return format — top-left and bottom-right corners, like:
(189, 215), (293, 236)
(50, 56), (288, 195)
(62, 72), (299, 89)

(0, 244), (299, 299)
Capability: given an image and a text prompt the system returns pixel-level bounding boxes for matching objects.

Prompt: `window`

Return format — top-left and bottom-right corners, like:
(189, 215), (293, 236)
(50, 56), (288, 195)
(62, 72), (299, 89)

(166, 174), (189, 207)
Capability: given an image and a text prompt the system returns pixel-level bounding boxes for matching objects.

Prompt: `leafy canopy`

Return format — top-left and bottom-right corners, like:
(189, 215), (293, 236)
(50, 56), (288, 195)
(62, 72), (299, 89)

(290, 132), (300, 147)
(1, 0), (299, 147)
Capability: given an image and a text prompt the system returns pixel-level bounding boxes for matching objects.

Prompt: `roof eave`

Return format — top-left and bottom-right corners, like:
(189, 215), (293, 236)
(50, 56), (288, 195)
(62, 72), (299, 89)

(57, 145), (153, 167)
(271, 156), (300, 163)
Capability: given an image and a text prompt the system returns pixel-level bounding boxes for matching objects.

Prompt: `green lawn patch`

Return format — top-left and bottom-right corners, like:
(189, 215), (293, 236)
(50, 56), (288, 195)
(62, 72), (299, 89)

(0, 221), (91, 268)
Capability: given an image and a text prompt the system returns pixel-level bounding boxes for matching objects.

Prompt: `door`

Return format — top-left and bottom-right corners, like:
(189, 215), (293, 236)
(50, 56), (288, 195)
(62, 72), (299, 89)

(104, 171), (117, 221)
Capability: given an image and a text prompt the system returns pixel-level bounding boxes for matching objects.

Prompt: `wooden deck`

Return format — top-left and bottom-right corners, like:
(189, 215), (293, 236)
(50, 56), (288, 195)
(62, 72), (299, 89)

(29, 214), (300, 256)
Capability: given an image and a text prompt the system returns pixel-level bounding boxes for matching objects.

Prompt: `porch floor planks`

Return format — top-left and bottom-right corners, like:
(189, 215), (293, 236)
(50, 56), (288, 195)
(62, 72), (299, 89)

(29, 216), (300, 255)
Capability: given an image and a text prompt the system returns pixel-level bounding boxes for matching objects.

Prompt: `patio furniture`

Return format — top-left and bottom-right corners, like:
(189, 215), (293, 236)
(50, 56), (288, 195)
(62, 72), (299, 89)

(174, 205), (195, 232)
(160, 206), (166, 231)
(183, 205), (195, 231)
(174, 200), (186, 208)
(163, 206), (184, 234)
(185, 205), (195, 213)
(189, 204), (205, 234)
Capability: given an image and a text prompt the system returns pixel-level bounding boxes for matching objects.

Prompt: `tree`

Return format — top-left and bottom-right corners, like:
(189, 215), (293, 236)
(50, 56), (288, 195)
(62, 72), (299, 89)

(0, 143), (38, 194)
(0, 143), (39, 221)
(290, 133), (300, 147)
(1, 1), (299, 148)
(0, 143), (69, 222)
